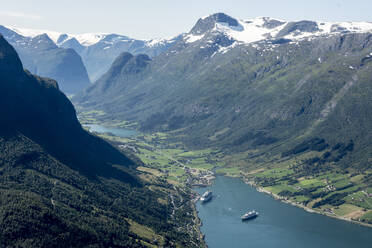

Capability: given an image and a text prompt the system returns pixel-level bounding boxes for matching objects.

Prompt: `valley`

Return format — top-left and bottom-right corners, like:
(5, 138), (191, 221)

(78, 110), (219, 187)
(77, 108), (372, 228)
(71, 13), (372, 234)
(2, 6), (372, 247)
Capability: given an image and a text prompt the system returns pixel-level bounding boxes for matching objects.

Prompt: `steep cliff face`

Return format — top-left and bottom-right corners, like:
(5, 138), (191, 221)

(0, 33), (137, 180)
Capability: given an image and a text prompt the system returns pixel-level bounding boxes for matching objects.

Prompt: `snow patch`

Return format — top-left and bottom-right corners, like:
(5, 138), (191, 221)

(184, 33), (204, 43)
(203, 17), (372, 46)
(218, 42), (238, 54)
(5, 26), (62, 43)
(5, 25), (109, 46)
(146, 38), (167, 47)
(213, 17), (285, 44)
(72, 33), (107, 46)
(336, 21), (372, 33)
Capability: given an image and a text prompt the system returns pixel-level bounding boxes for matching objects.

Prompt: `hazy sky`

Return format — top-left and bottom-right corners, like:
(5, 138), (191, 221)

(1, 0), (372, 39)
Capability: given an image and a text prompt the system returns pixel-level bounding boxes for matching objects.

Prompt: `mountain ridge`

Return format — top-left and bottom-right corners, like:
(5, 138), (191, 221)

(0, 35), (203, 247)
(3, 25), (181, 81)
(6, 13), (372, 81)
(183, 13), (372, 51)
(4, 25), (180, 47)
(6, 13), (372, 47)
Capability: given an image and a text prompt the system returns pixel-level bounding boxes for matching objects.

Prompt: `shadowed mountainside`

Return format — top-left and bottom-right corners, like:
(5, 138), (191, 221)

(0, 35), (201, 247)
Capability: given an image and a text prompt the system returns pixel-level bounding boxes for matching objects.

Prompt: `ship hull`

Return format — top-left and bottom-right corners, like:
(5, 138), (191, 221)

(200, 191), (212, 203)
(200, 196), (212, 203)
(241, 215), (258, 221)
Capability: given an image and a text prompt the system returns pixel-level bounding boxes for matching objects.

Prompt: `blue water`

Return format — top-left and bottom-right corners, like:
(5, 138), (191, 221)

(195, 176), (372, 248)
(84, 124), (137, 137)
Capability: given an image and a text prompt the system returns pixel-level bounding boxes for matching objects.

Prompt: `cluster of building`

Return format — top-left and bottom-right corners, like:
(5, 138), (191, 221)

(323, 184), (336, 192)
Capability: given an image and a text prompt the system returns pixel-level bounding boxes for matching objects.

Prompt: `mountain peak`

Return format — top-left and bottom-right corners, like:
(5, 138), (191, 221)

(57, 33), (69, 44)
(111, 52), (134, 69)
(114, 52), (151, 75)
(190, 13), (239, 35)
(207, 13), (239, 26)
(30, 33), (58, 49)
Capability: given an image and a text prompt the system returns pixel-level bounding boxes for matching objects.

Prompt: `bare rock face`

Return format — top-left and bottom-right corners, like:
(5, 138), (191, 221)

(191, 13), (239, 35)
(276, 21), (320, 37)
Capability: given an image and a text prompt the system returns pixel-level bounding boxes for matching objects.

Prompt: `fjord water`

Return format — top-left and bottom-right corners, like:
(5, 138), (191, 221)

(195, 176), (372, 248)
(84, 124), (137, 137)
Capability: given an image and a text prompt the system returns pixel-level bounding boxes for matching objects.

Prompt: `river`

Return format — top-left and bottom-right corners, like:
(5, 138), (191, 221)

(194, 176), (372, 248)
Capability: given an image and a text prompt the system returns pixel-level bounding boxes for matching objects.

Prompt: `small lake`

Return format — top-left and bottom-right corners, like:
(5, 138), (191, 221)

(195, 176), (372, 248)
(84, 124), (137, 138)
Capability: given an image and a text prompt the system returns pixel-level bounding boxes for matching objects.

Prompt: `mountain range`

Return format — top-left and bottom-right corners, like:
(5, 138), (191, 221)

(0, 25), (91, 94)
(4, 13), (372, 90)
(0, 35), (201, 247)
(74, 13), (372, 172)
(3, 25), (181, 81)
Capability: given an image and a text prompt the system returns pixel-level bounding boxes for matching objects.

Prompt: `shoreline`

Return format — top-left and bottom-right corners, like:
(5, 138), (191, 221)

(243, 178), (372, 229)
(190, 199), (207, 247)
(192, 174), (372, 229)
(86, 121), (372, 229)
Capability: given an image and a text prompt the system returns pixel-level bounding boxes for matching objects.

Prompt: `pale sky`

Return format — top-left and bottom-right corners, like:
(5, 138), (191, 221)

(1, 0), (372, 39)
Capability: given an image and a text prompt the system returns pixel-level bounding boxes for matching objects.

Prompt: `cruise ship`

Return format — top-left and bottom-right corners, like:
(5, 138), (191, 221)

(200, 190), (212, 203)
(241, 210), (259, 221)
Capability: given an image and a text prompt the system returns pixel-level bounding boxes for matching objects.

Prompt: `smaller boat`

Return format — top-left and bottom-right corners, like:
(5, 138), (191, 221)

(200, 190), (212, 203)
(241, 210), (259, 221)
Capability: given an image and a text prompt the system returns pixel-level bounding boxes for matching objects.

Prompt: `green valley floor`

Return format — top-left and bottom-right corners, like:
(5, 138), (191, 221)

(78, 110), (372, 228)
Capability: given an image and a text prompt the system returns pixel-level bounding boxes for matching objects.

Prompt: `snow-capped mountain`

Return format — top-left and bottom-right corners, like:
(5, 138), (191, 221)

(8, 13), (372, 49)
(3, 13), (372, 82)
(181, 13), (372, 55)
(5, 26), (174, 48)
(184, 13), (372, 44)
(3, 26), (181, 81)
